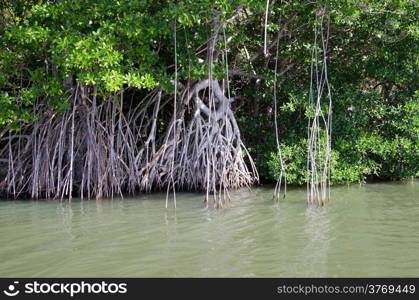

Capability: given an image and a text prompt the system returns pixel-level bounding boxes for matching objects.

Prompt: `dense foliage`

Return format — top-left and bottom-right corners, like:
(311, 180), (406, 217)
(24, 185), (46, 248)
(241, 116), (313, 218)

(244, 0), (419, 184)
(0, 0), (417, 199)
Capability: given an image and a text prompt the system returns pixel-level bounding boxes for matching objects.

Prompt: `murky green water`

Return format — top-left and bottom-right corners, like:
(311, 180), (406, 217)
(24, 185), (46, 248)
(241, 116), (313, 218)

(0, 181), (418, 277)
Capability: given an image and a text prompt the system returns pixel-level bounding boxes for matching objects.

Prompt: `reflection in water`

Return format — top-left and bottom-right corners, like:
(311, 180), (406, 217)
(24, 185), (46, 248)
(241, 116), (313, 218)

(294, 207), (331, 276)
(0, 181), (418, 277)
(59, 202), (75, 241)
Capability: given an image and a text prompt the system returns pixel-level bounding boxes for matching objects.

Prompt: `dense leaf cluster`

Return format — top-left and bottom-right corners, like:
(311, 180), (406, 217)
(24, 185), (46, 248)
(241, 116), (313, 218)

(0, 0), (417, 185)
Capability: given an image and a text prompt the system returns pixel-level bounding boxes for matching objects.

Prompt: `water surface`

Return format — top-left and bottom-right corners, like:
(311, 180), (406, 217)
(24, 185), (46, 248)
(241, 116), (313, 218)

(0, 181), (418, 277)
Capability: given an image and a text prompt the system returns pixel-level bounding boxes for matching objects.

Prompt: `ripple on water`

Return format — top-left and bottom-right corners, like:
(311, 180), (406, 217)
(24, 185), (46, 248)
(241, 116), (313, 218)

(0, 181), (418, 277)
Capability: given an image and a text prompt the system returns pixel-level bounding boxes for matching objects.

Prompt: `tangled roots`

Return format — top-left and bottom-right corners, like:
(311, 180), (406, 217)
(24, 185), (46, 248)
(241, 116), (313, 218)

(0, 81), (258, 202)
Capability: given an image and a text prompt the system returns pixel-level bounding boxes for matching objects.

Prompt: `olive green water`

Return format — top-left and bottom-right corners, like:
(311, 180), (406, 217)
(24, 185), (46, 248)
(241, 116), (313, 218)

(0, 181), (418, 277)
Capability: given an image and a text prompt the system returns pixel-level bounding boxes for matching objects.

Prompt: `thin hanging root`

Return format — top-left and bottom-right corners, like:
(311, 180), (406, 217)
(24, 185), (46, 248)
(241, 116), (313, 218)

(166, 20), (178, 209)
(307, 8), (332, 206)
(273, 8), (287, 202)
(264, 0), (270, 57)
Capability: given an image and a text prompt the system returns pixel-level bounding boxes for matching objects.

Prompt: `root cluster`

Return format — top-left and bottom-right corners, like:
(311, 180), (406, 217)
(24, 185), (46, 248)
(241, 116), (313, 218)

(0, 80), (258, 204)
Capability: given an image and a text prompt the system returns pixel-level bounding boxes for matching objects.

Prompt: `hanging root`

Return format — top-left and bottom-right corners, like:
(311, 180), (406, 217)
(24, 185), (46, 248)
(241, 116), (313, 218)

(272, 6), (287, 202)
(307, 8), (332, 206)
